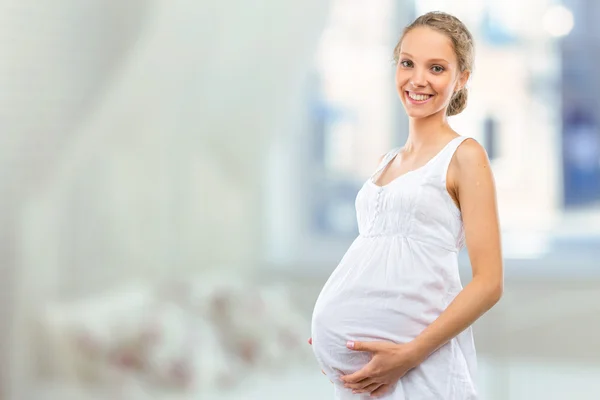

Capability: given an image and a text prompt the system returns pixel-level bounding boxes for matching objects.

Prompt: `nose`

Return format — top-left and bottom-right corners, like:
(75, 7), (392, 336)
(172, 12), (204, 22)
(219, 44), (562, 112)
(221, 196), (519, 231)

(410, 67), (427, 88)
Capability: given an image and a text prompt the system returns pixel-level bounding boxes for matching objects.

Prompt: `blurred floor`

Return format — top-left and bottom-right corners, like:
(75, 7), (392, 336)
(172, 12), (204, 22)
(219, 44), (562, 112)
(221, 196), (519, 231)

(30, 367), (334, 400)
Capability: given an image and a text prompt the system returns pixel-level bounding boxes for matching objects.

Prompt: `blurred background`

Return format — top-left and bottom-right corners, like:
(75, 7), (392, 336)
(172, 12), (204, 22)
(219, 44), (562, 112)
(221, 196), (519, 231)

(1, 0), (599, 399)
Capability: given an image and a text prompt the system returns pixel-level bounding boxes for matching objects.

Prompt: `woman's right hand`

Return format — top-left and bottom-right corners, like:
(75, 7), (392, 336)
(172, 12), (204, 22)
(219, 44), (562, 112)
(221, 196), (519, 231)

(308, 337), (332, 383)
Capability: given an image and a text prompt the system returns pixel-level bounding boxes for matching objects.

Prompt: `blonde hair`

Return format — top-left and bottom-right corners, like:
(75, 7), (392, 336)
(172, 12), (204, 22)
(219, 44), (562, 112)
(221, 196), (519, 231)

(393, 11), (474, 116)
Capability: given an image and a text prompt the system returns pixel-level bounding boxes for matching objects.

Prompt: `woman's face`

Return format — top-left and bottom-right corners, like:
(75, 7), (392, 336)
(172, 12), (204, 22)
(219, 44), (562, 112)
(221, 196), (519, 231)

(395, 26), (468, 119)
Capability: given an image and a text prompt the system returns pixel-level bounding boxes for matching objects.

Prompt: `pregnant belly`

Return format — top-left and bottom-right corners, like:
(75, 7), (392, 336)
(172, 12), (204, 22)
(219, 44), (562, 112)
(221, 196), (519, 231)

(311, 290), (435, 380)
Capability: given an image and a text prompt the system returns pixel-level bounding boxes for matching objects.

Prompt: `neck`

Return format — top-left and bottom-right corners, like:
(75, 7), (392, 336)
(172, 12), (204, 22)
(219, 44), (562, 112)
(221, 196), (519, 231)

(405, 110), (451, 151)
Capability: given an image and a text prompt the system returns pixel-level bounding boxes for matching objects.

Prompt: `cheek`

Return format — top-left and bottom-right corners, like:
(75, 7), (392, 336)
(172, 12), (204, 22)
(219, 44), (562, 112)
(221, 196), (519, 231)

(396, 79), (409, 97)
(395, 69), (408, 86)
(432, 78), (455, 99)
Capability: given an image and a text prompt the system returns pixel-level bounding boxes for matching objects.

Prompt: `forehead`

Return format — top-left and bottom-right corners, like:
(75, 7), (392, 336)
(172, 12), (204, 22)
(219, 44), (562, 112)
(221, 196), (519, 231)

(400, 26), (456, 62)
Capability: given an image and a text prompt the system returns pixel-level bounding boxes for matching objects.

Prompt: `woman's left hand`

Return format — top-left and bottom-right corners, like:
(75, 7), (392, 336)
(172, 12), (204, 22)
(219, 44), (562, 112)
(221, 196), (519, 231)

(340, 340), (425, 397)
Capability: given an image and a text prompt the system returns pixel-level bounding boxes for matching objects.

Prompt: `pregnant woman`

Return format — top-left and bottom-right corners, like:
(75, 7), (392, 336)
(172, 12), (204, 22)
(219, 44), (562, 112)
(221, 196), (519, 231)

(310, 11), (503, 399)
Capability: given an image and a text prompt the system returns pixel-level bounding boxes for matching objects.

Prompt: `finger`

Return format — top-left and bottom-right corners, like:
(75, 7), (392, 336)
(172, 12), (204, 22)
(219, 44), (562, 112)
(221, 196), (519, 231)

(321, 370), (326, 375)
(341, 370), (369, 384)
(340, 367), (371, 384)
(371, 384), (392, 397)
(352, 382), (383, 394)
(344, 378), (375, 390)
(308, 337), (312, 345)
(346, 340), (379, 352)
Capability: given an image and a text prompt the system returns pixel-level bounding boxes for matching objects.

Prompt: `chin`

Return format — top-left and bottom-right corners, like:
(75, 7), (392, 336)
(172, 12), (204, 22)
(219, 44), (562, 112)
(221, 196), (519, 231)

(404, 108), (435, 119)
(402, 103), (447, 119)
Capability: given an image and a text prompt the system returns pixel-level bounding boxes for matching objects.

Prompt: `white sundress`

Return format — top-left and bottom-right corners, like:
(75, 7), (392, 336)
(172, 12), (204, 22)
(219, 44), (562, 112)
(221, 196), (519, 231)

(311, 136), (478, 400)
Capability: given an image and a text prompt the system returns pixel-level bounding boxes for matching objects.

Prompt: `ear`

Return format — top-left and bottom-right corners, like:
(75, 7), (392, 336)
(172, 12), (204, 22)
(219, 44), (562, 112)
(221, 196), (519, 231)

(455, 70), (470, 92)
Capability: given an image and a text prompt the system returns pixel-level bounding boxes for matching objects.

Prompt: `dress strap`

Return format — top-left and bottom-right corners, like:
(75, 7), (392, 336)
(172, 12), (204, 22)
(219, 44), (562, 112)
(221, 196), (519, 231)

(437, 136), (472, 185)
(369, 147), (402, 181)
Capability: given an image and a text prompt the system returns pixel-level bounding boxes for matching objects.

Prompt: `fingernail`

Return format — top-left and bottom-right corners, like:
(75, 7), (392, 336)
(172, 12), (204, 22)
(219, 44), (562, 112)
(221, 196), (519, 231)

(346, 340), (354, 349)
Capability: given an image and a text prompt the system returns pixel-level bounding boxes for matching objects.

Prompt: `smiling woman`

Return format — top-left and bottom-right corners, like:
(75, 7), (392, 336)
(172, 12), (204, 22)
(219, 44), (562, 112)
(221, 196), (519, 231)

(394, 19), (473, 119)
(311, 11), (502, 400)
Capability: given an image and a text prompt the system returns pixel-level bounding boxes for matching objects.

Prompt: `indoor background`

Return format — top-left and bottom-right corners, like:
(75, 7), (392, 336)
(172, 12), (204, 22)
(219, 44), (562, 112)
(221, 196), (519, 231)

(0, 0), (599, 399)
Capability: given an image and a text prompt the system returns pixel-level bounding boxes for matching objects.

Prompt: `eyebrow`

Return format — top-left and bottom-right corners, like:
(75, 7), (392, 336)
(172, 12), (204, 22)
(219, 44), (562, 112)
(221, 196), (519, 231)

(400, 52), (450, 64)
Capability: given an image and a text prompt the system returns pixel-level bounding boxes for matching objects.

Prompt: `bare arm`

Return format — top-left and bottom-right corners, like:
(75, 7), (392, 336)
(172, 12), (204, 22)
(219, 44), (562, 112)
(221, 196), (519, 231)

(410, 138), (504, 358)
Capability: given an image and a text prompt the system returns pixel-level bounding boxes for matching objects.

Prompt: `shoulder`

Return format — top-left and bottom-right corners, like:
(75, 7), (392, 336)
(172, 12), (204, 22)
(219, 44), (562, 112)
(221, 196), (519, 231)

(447, 137), (493, 190)
(453, 137), (490, 170)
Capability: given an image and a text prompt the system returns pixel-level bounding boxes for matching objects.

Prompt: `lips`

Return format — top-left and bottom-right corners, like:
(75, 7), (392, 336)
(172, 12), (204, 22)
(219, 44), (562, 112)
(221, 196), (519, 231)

(405, 91), (434, 104)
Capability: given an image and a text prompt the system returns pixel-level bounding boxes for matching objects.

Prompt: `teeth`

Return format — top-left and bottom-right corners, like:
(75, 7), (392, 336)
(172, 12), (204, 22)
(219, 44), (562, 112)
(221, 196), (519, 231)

(408, 92), (431, 101)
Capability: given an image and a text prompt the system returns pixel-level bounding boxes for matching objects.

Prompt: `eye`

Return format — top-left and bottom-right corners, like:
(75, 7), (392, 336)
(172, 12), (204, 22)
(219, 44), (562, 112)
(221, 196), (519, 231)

(399, 59), (413, 68)
(431, 65), (445, 73)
